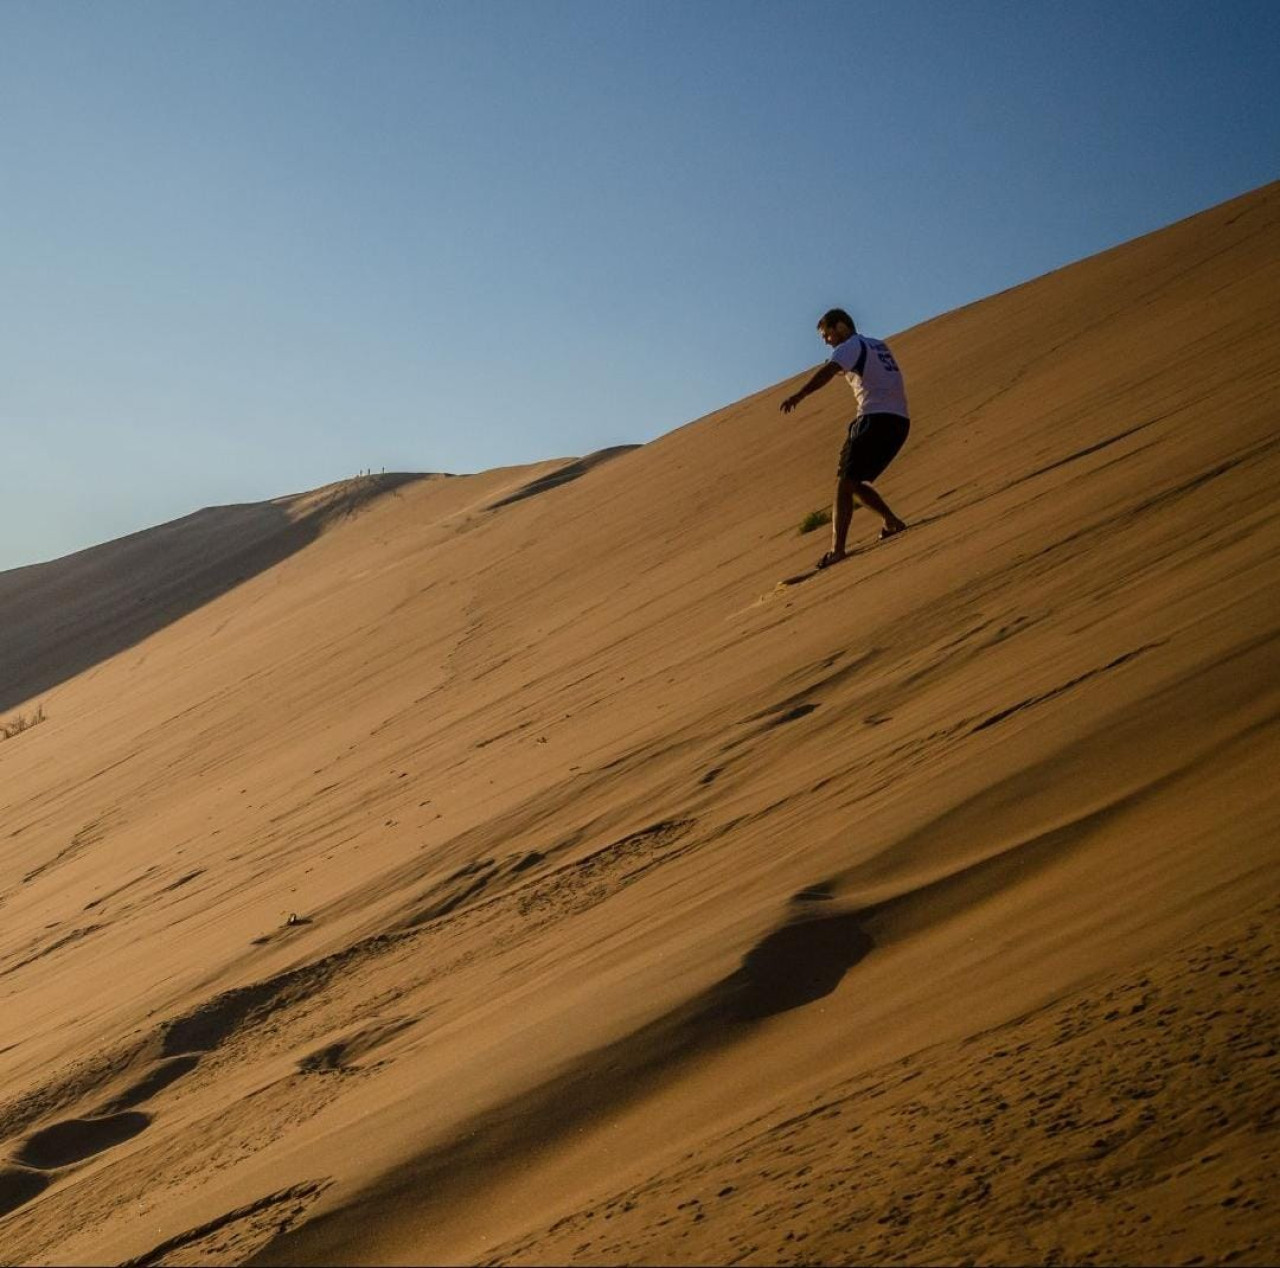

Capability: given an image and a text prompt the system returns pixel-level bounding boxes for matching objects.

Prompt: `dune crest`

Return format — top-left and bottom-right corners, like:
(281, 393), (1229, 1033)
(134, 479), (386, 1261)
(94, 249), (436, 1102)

(2, 181), (1278, 1266)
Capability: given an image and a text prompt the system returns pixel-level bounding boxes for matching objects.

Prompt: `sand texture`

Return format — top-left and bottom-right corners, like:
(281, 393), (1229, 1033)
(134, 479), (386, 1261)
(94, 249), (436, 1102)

(1, 181), (1278, 1266)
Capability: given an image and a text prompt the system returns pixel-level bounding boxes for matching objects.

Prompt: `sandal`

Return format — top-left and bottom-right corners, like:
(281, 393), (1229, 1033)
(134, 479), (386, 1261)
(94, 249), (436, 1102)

(815, 550), (846, 570)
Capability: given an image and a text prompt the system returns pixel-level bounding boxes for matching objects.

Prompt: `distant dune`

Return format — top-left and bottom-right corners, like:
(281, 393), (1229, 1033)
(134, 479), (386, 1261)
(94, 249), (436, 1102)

(0, 472), (427, 715)
(1, 181), (1277, 1267)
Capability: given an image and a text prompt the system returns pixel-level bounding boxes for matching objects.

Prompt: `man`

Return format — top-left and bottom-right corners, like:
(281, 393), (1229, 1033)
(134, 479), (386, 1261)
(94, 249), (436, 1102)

(780, 308), (910, 568)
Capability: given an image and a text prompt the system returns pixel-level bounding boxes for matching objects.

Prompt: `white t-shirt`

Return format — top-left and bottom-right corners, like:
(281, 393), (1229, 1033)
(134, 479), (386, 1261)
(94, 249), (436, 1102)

(829, 334), (909, 419)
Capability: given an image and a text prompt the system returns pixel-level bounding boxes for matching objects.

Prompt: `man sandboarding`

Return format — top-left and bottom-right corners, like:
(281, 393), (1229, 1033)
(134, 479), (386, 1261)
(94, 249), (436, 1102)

(781, 308), (910, 569)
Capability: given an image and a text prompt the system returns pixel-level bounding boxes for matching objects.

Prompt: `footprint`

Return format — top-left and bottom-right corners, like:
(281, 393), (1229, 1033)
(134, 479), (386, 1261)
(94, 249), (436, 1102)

(729, 913), (875, 1021)
(0, 974), (310, 1219)
(0, 1166), (50, 1218)
(298, 1017), (417, 1075)
(0, 1052), (198, 1217)
(15, 1111), (151, 1169)
(99, 1055), (202, 1114)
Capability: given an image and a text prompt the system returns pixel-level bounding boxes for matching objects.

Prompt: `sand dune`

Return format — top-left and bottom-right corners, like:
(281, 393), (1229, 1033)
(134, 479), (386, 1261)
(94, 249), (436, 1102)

(0, 473), (427, 715)
(1, 181), (1277, 1267)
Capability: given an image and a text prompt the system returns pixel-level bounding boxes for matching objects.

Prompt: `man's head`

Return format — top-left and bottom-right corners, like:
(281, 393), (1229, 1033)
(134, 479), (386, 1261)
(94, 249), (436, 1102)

(817, 308), (856, 347)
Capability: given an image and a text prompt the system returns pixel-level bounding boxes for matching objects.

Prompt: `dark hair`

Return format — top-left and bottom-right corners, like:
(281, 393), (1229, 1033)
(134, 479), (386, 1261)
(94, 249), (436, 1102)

(818, 308), (856, 334)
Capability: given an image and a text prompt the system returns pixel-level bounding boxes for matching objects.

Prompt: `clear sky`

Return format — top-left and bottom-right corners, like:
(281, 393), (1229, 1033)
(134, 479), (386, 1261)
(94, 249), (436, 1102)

(2, 0), (1278, 571)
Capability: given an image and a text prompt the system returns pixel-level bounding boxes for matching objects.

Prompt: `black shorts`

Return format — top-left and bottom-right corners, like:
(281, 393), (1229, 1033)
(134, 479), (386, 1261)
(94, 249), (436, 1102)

(837, 413), (910, 483)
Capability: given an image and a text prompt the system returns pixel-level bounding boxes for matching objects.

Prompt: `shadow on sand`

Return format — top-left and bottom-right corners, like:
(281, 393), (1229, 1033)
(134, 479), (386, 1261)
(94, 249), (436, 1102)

(484, 446), (641, 511)
(249, 907), (873, 1266)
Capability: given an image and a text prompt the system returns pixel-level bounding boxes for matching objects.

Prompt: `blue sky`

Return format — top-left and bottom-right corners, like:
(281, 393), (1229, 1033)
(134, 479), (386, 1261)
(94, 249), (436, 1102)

(2, 0), (1278, 571)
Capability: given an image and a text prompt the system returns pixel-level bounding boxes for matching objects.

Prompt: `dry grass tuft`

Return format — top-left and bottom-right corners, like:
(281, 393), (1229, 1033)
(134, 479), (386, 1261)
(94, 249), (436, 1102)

(2, 704), (46, 741)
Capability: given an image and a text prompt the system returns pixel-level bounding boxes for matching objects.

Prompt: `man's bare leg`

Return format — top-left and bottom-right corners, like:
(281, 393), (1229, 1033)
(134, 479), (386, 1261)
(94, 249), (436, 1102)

(851, 480), (907, 536)
(824, 477), (856, 563)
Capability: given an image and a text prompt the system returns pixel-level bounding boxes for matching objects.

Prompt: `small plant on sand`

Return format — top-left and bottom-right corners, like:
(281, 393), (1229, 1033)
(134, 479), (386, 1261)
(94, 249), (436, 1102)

(2, 704), (46, 741)
(798, 508), (832, 535)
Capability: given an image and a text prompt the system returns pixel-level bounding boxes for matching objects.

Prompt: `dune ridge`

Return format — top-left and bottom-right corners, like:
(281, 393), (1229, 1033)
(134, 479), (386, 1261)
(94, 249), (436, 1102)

(0, 181), (1277, 1265)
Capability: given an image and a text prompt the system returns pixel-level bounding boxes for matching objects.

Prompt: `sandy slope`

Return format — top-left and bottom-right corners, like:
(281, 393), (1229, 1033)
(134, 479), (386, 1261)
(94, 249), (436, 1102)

(1, 181), (1277, 1267)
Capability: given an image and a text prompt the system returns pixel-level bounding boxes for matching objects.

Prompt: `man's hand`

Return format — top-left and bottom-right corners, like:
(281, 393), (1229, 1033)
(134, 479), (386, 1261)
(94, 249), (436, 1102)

(780, 362), (841, 415)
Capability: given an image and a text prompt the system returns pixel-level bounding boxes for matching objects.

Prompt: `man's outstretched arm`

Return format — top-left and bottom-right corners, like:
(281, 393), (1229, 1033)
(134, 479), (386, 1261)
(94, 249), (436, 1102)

(780, 361), (843, 413)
